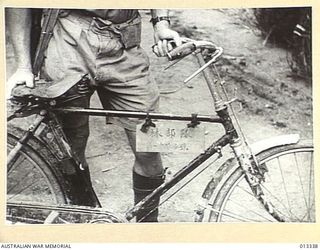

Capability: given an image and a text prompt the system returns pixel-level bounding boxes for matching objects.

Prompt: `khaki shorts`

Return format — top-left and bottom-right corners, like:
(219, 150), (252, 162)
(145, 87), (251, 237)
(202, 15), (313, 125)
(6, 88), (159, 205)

(43, 11), (159, 132)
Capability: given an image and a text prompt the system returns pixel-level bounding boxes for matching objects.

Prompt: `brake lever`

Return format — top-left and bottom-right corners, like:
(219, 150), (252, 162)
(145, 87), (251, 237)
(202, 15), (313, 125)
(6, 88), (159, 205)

(163, 54), (191, 71)
(162, 38), (197, 70)
(183, 47), (223, 83)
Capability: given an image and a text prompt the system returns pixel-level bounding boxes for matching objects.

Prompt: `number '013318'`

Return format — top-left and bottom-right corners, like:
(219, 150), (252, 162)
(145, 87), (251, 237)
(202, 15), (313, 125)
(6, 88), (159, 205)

(300, 244), (318, 248)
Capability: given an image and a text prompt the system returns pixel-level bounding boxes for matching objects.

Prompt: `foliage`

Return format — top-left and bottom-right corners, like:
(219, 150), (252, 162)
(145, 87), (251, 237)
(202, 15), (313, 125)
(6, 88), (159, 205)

(254, 7), (311, 79)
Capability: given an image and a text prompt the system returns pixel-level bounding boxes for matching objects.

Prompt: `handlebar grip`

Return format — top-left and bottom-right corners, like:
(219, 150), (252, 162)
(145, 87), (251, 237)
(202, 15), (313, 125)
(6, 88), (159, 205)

(167, 42), (197, 61)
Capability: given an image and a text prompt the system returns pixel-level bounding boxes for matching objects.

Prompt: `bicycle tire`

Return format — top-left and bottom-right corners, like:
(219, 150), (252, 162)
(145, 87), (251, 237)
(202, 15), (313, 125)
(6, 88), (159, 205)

(196, 141), (314, 222)
(7, 125), (70, 209)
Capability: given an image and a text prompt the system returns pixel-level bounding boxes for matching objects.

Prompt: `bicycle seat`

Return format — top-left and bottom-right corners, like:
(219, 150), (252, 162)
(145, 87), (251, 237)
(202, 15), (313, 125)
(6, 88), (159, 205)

(11, 73), (87, 99)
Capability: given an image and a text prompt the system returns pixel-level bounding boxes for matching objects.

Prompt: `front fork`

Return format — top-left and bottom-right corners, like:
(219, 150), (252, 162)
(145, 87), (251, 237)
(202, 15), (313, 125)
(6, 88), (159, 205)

(215, 87), (285, 222)
(216, 90), (285, 222)
(230, 139), (285, 222)
(214, 102), (285, 222)
(195, 51), (285, 222)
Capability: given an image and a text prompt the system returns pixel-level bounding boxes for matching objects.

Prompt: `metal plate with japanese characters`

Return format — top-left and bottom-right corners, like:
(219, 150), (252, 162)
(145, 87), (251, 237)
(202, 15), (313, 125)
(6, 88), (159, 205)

(136, 121), (205, 153)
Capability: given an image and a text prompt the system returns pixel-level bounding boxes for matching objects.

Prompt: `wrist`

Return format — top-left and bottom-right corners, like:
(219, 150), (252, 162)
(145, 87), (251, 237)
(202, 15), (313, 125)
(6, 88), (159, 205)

(150, 16), (171, 26)
(153, 20), (171, 32)
(16, 66), (32, 72)
(16, 60), (32, 71)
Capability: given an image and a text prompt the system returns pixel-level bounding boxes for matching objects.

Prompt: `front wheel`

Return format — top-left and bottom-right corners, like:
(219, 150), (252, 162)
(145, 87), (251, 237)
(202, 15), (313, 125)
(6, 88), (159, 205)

(196, 141), (314, 222)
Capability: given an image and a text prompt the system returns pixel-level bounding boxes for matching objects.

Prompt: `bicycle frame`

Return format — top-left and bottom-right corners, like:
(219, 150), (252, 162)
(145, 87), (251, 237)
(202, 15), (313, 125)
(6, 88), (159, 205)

(7, 101), (237, 220)
(55, 106), (236, 221)
(7, 47), (284, 222)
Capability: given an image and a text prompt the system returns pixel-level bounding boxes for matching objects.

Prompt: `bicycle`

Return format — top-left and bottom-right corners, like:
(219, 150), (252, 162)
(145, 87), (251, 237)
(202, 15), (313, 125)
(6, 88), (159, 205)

(6, 38), (315, 224)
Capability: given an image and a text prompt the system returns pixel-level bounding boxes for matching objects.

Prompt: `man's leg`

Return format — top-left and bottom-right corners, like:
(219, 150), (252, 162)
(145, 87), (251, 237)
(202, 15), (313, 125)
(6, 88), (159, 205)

(125, 129), (164, 222)
(94, 32), (163, 221)
(57, 90), (101, 207)
(42, 15), (98, 206)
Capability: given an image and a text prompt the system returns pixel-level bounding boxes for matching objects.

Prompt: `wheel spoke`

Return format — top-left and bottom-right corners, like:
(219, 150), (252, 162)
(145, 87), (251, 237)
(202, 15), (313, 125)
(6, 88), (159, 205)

(8, 177), (40, 201)
(225, 194), (274, 222)
(208, 206), (262, 222)
(277, 157), (292, 213)
(7, 166), (35, 195)
(228, 176), (294, 221)
(260, 182), (301, 221)
(8, 153), (60, 203)
(300, 201), (314, 222)
(236, 183), (290, 221)
(307, 152), (314, 221)
(7, 155), (27, 174)
(293, 152), (309, 220)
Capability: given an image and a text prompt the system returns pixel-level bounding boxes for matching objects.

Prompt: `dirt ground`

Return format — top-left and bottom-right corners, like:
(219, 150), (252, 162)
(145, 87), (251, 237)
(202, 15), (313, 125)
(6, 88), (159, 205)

(6, 9), (313, 222)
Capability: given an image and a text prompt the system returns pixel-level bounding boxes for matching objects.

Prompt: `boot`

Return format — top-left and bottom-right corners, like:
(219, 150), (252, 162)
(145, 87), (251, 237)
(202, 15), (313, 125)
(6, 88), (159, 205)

(133, 171), (164, 222)
(63, 159), (101, 207)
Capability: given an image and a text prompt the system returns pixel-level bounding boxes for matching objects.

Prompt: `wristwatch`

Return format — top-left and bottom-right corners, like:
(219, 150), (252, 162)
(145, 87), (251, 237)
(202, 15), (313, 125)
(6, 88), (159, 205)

(150, 16), (171, 26)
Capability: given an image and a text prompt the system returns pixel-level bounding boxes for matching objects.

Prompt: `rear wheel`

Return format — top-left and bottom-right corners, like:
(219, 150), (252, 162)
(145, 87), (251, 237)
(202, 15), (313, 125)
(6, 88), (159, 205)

(198, 141), (314, 222)
(7, 126), (70, 223)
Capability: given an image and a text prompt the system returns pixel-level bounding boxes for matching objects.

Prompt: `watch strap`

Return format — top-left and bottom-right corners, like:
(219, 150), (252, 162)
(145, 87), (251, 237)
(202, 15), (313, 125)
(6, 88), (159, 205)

(150, 16), (171, 26)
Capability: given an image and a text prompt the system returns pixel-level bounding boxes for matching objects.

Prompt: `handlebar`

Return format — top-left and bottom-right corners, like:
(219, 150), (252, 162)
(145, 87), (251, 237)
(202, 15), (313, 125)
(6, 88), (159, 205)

(167, 38), (222, 61)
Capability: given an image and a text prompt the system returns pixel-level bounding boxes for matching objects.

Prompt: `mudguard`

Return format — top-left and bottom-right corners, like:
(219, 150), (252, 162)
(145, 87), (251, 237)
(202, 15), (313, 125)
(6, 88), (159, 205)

(250, 134), (300, 155)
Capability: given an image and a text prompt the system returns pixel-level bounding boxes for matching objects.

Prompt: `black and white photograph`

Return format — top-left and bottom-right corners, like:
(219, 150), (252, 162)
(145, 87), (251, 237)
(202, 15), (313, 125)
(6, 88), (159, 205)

(5, 5), (314, 229)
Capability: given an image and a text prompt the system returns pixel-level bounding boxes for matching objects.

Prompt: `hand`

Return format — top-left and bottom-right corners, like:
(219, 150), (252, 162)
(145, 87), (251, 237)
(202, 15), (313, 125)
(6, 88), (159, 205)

(153, 21), (182, 57)
(6, 68), (34, 99)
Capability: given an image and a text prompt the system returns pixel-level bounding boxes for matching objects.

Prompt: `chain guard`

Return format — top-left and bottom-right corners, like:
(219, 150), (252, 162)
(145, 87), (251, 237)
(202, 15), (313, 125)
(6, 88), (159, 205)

(7, 202), (127, 224)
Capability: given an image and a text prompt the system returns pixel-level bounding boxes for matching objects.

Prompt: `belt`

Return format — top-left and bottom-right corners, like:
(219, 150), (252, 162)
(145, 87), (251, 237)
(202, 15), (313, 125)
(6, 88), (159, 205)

(63, 10), (140, 29)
